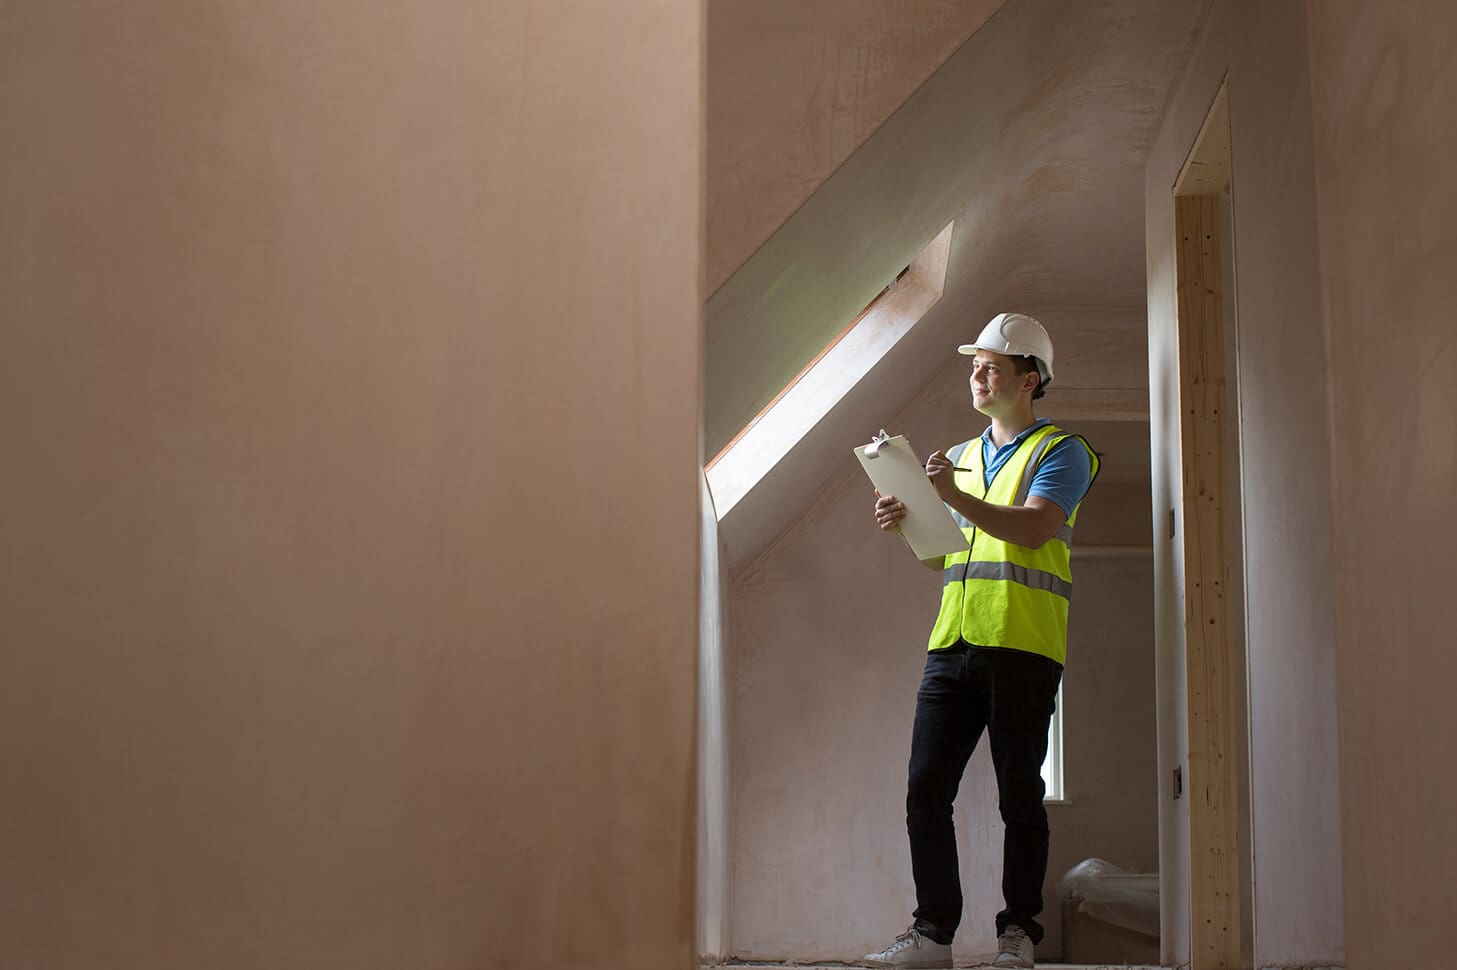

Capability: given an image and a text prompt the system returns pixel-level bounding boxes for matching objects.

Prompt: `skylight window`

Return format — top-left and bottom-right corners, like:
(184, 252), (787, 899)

(706, 222), (953, 519)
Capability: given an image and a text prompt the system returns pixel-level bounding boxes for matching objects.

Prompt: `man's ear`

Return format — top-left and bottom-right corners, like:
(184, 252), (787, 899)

(1022, 369), (1041, 395)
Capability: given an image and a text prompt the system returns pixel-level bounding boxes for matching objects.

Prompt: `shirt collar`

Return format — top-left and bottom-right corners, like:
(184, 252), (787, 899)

(981, 417), (1051, 448)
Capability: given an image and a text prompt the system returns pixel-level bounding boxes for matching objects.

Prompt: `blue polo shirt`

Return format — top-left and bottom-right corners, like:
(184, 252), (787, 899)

(966, 418), (1093, 517)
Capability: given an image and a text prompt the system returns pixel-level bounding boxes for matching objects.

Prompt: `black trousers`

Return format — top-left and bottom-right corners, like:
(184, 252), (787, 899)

(907, 643), (1062, 946)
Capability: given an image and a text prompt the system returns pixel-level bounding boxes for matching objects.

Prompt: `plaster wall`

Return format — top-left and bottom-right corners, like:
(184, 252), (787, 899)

(727, 328), (1156, 963)
(0, 3), (701, 968)
(706, 0), (1008, 292)
(1144, 1), (1344, 965)
(1304, 5), (1457, 967)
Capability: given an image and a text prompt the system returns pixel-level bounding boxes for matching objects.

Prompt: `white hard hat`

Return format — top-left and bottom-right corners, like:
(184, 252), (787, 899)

(957, 312), (1055, 386)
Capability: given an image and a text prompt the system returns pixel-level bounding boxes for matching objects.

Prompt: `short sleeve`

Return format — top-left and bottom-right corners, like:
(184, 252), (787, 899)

(1027, 437), (1094, 517)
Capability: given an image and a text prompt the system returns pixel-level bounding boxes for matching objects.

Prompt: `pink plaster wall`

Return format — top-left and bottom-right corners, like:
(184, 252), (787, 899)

(706, 0), (1007, 292)
(1305, 5), (1457, 967)
(1145, 1), (1345, 965)
(727, 336), (1157, 963)
(0, 3), (701, 967)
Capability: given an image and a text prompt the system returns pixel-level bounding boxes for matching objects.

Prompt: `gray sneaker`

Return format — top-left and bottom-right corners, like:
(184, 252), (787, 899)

(991, 924), (1033, 967)
(864, 925), (952, 969)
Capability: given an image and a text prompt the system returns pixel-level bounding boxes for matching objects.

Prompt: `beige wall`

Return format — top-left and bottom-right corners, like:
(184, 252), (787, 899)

(706, 0), (1007, 292)
(1145, 1), (1345, 965)
(0, 3), (701, 968)
(726, 346), (1157, 963)
(1305, 4), (1457, 968)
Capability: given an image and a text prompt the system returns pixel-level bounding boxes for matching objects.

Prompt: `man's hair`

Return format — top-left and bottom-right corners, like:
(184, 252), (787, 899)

(1013, 355), (1047, 400)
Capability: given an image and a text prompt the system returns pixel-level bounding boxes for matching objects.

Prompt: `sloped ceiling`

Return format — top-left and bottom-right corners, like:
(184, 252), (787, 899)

(707, 0), (1010, 294)
(706, 0), (1214, 568)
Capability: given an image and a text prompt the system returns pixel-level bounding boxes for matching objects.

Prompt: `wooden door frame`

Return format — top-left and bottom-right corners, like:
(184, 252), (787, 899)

(1172, 79), (1251, 970)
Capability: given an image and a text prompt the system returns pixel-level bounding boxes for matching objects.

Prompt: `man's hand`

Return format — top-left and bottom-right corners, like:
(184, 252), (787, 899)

(874, 489), (907, 533)
(925, 450), (958, 502)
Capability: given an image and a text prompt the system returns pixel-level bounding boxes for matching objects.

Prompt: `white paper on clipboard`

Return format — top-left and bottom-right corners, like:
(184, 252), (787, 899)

(855, 431), (970, 561)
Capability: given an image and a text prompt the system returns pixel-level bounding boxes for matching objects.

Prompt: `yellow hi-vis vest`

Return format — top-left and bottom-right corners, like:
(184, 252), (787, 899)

(926, 424), (1100, 664)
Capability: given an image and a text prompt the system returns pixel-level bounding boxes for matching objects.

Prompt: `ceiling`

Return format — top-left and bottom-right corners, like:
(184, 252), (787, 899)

(707, 0), (1010, 293)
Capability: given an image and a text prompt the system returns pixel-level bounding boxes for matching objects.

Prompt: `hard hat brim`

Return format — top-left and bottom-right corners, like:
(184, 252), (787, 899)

(955, 343), (1053, 384)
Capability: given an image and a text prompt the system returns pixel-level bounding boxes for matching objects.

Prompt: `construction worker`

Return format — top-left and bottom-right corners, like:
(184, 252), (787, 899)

(864, 313), (1099, 969)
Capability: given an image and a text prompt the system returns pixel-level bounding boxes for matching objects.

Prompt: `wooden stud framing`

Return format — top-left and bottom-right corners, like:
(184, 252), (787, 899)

(1175, 192), (1241, 970)
(1174, 82), (1244, 970)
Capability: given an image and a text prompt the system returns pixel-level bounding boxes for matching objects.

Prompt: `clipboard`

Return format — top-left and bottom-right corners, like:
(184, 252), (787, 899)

(855, 430), (970, 560)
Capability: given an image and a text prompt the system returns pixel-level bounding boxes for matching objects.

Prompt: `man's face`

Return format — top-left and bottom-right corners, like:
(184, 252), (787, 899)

(968, 349), (1033, 415)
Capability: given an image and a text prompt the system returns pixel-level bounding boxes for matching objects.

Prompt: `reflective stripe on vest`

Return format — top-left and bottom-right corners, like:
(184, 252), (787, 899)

(926, 424), (1100, 664)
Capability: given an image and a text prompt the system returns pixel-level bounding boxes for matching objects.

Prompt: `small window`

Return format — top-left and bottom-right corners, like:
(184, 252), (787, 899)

(1042, 683), (1065, 802)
